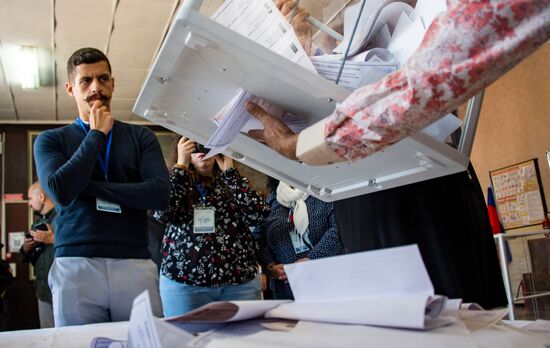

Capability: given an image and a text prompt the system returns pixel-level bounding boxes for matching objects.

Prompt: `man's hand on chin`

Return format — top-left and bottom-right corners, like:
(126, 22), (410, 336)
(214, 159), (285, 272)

(90, 100), (114, 135)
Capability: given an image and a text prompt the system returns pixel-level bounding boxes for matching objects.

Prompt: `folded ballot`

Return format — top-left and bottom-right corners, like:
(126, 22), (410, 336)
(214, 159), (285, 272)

(165, 245), (455, 330)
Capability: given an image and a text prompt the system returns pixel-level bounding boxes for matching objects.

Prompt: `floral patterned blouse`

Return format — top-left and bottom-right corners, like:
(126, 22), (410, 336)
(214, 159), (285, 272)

(297, 0), (550, 164)
(153, 167), (269, 287)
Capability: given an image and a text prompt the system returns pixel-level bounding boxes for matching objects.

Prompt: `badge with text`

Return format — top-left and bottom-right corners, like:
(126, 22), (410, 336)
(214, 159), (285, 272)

(290, 229), (311, 254)
(96, 198), (122, 214)
(194, 207), (216, 233)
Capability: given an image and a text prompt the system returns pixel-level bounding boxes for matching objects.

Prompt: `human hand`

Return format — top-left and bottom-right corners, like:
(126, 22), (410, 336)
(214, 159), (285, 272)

(296, 257), (310, 263)
(22, 237), (39, 253)
(30, 224), (55, 245)
(177, 137), (196, 168)
(246, 102), (299, 160)
(215, 154), (234, 172)
(267, 262), (288, 281)
(275, 0), (312, 55)
(89, 100), (114, 135)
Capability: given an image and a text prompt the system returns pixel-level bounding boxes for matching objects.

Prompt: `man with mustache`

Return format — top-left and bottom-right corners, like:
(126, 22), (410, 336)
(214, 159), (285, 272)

(33, 47), (170, 327)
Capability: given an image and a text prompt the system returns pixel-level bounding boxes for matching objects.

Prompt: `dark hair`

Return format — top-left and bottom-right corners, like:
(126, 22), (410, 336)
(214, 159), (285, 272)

(266, 177), (280, 193)
(67, 47), (112, 81)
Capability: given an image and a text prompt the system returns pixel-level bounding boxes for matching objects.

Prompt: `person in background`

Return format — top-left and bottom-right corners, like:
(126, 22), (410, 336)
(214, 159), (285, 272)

(34, 47), (170, 326)
(243, 0), (529, 308)
(258, 178), (344, 299)
(0, 243), (14, 331)
(154, 136), (269, 316)
(19, 181), (56, 328)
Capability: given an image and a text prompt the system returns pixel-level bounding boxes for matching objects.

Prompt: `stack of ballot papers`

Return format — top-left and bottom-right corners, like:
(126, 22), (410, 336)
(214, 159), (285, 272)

(333, 0), (446, 64)
(204, 0), (459, 158)
(166, 245), (452, 330)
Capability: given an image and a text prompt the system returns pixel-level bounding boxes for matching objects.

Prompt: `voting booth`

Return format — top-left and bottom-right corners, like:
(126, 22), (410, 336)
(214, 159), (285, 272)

(133, 0), (473, 202)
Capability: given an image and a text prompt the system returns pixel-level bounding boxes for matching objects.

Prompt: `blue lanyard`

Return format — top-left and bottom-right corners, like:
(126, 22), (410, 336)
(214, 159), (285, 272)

(76, 118), (113, 182)
(195, 182), (208, 206)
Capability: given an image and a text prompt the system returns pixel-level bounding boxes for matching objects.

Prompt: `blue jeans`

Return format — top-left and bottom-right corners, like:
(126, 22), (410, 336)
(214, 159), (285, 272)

(159, 273), (262, 317)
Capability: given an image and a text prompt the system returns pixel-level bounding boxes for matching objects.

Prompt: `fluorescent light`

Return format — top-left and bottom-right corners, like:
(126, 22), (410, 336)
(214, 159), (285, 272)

(18, 46), (39, 90)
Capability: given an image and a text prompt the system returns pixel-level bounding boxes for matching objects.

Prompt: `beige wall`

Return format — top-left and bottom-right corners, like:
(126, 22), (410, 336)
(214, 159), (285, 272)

(463, 42), (550, 295)
(468, 42), (550, 221)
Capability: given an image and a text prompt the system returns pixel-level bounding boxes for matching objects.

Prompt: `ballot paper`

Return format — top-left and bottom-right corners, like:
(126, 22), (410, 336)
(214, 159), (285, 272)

(386, 11), (426, 65)
(310, 54), (398, 92)
(333, 0), (415, 57)
(204, 0), (316, 158)
(414, 0), (447, 29)
(126, 291), (195, 348)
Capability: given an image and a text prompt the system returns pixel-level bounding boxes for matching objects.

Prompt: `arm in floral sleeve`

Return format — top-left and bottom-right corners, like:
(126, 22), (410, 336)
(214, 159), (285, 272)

(297, 0), (550, 164)
(153, 167), (194, 224)
(220, 168), (269, 225)
(306, 203), (344, 259)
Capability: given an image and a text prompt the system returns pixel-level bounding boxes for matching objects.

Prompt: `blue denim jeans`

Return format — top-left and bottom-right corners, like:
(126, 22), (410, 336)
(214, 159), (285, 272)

(159, 273), (263, 317)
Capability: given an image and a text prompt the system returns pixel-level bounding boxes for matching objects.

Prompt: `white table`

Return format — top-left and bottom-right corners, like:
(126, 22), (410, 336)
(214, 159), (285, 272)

(1, 319), (550, 348)
(0, 321), (127, 348)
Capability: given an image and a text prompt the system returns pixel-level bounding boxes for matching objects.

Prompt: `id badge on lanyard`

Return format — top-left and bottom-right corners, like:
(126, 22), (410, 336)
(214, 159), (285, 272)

(77, 118), (121, 214)
(193, 182), (216, 234)
(290, 229), (310, 254)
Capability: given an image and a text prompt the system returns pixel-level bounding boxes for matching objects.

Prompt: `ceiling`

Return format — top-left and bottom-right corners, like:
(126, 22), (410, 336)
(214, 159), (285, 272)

(0, 0), (229, 125)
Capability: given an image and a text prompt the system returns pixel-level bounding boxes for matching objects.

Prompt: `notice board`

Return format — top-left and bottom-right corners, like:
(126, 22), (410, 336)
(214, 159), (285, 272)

(490, 159), (547, 230)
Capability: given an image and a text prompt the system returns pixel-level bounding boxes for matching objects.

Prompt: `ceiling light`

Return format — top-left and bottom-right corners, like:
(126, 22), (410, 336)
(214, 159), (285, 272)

(18, 46), (39, 90)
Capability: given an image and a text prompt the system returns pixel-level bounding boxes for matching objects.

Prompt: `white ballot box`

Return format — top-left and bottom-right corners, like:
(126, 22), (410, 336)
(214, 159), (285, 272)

(133, 0), (469, 202)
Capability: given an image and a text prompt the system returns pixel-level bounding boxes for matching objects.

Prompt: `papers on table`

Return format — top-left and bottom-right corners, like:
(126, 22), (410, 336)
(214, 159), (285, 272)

(93, 245), (537, 347)
(205, 319), (481, 348)
(285, 245), (434, 300)
(164, 245), (453, 330)
(126, 291), (195, 348)
(166, 300), (291, 323)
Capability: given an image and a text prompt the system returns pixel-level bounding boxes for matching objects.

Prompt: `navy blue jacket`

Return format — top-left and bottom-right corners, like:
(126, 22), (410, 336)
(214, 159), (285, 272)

(34, 120), (170, 259)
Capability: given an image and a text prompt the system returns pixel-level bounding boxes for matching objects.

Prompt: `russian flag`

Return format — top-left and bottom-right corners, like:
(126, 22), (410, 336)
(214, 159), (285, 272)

(487, 184), (501, 235)
(487, 183), (512, 262)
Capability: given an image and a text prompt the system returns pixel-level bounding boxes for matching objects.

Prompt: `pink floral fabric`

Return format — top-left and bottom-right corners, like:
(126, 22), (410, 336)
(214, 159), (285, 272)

(325, 0), (550, 161)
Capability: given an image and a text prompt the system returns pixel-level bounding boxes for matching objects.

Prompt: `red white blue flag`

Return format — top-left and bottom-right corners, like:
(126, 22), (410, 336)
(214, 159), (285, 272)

(487, 183), (512, 262)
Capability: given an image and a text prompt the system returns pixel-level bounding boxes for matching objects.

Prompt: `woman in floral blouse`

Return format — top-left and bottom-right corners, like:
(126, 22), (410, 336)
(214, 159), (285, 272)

(154, 137), (269, 316)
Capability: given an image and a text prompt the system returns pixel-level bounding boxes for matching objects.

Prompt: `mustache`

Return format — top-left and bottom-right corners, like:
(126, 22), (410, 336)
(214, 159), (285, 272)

(85, 93), (110, 104)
